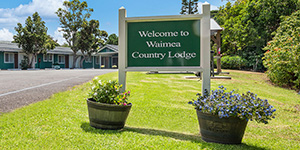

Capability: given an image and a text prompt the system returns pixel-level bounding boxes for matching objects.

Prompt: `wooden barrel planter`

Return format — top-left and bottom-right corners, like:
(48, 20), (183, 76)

(87, 98), (132, 130)
(196, 111), (248, 144)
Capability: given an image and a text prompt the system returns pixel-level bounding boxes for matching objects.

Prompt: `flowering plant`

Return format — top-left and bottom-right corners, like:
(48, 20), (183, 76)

(189, 86), (276, 124)
(88, 78), (130, 105)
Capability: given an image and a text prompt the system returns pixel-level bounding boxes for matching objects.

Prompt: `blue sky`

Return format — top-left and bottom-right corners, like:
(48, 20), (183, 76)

(0, 0), (227, 45)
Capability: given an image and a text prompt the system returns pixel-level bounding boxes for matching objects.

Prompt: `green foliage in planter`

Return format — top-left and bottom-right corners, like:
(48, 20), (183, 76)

(221, 55), (247, 69)
(263, 10), (300, 89)
(88, 78), (130, 105)
(189, 86), (276, 124)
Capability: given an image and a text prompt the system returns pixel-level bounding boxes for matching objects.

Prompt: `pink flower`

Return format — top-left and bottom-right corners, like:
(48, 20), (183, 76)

(123, 103), (127, 106)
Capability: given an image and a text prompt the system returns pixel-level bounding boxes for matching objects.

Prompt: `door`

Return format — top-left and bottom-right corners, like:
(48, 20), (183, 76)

(14, 53), (18, 69)
(101, 57), (109, 69)
(105, 57), (110, 68)
(65, 55), (69, 68)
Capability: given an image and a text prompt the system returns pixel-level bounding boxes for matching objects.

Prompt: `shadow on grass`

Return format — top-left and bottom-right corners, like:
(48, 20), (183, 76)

(81, 122), (265, 150)
(124, 127), (266, 150)
(80, 122), (124, 134)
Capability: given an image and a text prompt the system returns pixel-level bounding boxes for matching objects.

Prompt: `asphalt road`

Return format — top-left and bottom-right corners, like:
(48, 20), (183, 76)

(0, 69), (116, 113)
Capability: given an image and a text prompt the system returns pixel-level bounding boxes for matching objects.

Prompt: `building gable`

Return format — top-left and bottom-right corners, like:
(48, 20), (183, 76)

(98, 44), (118, 53)
(99, 48), (115, 53)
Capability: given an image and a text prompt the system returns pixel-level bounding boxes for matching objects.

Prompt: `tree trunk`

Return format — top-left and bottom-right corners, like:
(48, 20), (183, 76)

(72, 54), (76, 69)
(28, 54), (36, 69)
(72, 53), (79, 69)
(80, 55), (86, 68)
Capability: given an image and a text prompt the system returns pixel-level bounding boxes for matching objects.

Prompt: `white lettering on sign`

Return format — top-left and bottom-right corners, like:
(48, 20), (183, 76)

(133, 30), (196, 61)
(138, 31), (179, 38)
(132, 51), (166, 60)
(180, 31), (190, 36)
(131, 51), (196, 60)
(168, 51), (196, 60)
(146, 41), (181, 48)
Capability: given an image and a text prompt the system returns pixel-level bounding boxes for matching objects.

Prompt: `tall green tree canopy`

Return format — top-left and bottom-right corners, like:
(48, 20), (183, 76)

(180, 0), (199, 14)
(214, 0), (299, 71)
(77, 19), (108, 68)
(106, 34), (118, 45)
(56, 0), (107, 68)
(13, 12), (57, 68)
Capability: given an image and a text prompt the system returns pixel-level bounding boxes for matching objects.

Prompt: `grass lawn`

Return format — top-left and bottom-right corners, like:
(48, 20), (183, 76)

(0, 70), (299, 149)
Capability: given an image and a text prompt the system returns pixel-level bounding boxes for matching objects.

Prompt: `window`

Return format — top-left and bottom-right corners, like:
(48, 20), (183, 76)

(95, 56), (100, 64)
(43, 54), (53, 62)
(58, 55), (65, 64)
(112, 57), (118, 66)
(49, 55), (53, 62)
(4, 53), (14, 63)
(85, 56), (92, 63)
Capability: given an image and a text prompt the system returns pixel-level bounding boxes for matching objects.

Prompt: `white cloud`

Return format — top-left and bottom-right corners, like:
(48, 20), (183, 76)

(13, 0), (66, 17)
(198, 2), (219, 13)
(0, 28), (14, 41)
(0, 0), (65, 30)
(53, 27), (67, 45)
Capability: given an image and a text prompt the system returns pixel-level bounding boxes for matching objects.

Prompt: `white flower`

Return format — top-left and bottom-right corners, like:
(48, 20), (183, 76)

(95, 77), (98, 80)
(93, 93), (97, 96)
(92, 86), (95, 90)
(98, 80), (102, 85)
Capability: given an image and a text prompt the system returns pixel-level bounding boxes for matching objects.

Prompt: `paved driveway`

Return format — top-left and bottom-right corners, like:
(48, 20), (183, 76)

(0, 69), (116, 113)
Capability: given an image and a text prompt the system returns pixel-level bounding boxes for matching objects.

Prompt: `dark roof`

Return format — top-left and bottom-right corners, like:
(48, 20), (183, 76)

(0, 41), (22, 52)
(0, 42), (119, 56)
(47, 47), (73, 55)
(0, 41), (73, 54)
(98, 44), (118, 52)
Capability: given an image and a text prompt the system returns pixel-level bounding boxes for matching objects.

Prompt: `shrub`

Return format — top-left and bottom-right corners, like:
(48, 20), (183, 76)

(20, 56), (29, 70)
(88, 78), (130, 105)
(263, 10), (300, 89)
(221, 55), (247, 69)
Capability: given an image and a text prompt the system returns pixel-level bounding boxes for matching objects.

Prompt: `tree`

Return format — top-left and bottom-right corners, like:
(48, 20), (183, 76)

(77, 20), (108, 68)
(61, 43), (69, 47)
(263, 10), (300, 89)
(56, 0), (93, 69)
(180, 0), (199, 15)
(214, 0), (299, 71)
(56, 0), (108, 68)
(106, 34), (118, 45)
(13, 12), (57, 68)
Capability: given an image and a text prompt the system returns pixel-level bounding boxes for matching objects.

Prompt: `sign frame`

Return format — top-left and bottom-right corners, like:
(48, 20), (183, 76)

(119, 3), (211, 95)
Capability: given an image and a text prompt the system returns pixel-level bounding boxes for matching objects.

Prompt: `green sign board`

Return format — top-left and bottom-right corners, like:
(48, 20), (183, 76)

(127, 20), (200, 67)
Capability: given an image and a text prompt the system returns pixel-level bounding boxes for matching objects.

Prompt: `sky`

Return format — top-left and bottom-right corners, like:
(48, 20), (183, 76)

(0, 0), (227, 45)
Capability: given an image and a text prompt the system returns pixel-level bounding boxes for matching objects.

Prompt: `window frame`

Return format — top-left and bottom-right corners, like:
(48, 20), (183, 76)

(4, 52), (14, 63)
(58, 55), (65, 64)
(43, 54), (53, 62)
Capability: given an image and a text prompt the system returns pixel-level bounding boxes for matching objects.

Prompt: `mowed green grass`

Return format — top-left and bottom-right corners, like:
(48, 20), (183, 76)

(0, 70), (299, 149)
